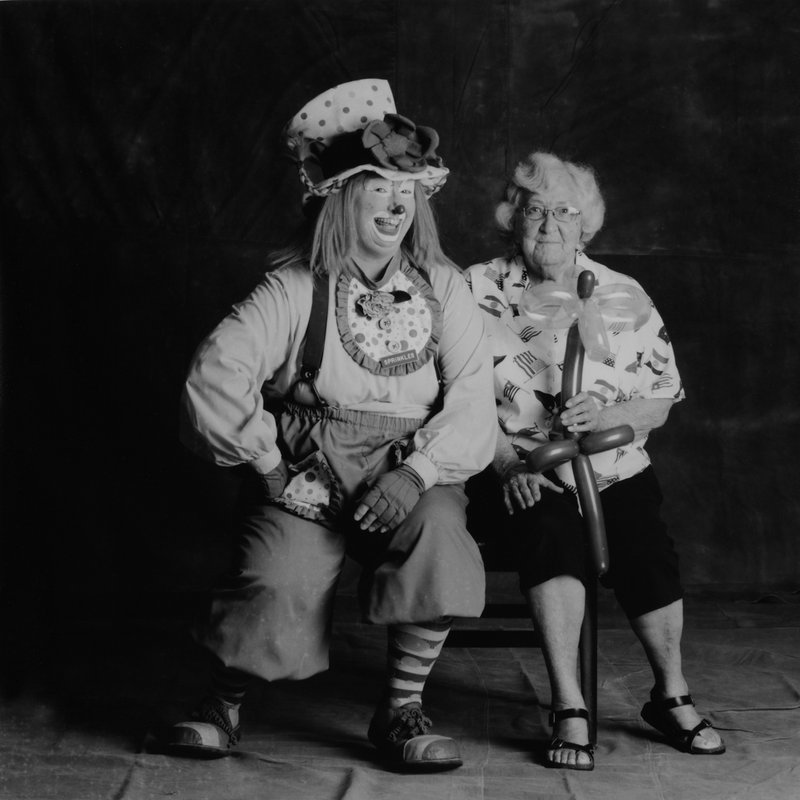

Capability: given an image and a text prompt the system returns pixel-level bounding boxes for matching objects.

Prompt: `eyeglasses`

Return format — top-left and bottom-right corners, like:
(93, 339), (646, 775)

(520, 205), (581, 223)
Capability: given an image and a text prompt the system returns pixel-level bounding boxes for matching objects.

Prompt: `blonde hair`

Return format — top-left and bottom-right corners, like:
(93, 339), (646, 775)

(495, 152), (606, 248)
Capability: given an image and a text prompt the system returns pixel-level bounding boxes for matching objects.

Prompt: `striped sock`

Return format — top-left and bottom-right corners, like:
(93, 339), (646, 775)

(386, 619), (452, 709)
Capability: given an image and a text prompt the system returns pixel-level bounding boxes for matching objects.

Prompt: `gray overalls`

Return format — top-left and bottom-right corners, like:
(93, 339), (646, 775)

(196, 265), (485, 681)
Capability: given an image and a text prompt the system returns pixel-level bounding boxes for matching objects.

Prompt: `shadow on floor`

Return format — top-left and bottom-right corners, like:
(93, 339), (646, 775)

(2, 588), (799, 800)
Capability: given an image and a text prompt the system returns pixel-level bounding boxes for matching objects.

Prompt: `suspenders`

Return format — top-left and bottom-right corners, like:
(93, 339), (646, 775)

(292, 267), (444, 409)
(293, 272), (330, 407)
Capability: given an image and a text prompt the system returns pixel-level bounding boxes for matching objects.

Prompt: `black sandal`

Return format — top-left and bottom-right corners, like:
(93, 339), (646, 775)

(641, 693), (726, 755)
(546, 707), (595, 771)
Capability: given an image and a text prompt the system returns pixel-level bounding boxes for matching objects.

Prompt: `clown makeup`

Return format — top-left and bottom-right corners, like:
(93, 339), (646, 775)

(351, 175), (416, 278)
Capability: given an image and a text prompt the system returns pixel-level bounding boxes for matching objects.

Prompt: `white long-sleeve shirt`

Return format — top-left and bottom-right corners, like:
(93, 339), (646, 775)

(181, 257), (495, 489)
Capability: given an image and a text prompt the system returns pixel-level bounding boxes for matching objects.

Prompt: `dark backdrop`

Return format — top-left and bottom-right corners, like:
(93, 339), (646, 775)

(2, 0), (799, 634)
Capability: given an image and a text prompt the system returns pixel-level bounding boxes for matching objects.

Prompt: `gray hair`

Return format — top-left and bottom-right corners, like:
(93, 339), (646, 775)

(494, 152), (606, 246)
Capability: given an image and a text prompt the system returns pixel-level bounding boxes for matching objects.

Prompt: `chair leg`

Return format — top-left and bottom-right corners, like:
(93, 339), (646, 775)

(579, 578), (598, 745)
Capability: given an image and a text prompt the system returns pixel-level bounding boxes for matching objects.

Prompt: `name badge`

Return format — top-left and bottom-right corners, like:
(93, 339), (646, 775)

(380, 350), (419, 369)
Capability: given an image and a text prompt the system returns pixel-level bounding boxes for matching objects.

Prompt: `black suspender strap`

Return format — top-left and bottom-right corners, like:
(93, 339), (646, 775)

(296, 272), (329, 407)
(293, 263), (443, 408)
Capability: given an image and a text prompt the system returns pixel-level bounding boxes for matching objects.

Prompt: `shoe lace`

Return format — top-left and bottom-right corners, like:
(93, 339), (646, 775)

(386, 705), (432, 744)
(193, 697), (241, 746)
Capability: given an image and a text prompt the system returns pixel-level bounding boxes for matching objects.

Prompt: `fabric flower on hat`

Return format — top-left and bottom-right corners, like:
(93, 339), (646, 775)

(362, 114), (443, 173)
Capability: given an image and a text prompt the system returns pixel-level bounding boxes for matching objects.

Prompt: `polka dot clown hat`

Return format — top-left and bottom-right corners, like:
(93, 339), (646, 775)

(284, 78), (449, 201)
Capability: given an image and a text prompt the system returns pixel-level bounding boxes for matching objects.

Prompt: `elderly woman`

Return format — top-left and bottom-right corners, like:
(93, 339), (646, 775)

(465, 152), (725, 770)
(163, 79), (495, 772)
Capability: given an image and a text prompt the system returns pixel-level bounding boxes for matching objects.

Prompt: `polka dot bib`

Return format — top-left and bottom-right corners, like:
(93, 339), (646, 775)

(336, 260), (442, 376)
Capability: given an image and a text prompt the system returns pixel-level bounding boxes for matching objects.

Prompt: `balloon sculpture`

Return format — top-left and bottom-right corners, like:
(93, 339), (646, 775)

(519, 270), (651, 577)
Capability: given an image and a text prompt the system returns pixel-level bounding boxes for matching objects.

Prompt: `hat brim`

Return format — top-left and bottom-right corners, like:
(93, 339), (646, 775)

(300, 163), (449, 199)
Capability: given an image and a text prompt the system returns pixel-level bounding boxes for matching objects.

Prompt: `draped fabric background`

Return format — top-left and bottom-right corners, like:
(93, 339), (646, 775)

(1, 0), (798, 622)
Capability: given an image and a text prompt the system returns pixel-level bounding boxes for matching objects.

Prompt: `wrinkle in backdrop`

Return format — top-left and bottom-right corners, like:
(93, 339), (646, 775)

(1, 0), (799, 609)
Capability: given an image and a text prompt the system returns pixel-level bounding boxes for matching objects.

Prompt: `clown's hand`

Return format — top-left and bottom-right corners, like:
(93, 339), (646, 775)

(354, 464), (425, 533)
(252, 460), (289, 503)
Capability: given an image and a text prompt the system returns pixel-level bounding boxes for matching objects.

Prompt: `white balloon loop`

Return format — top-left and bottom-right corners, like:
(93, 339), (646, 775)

(520, 281), (651, 361)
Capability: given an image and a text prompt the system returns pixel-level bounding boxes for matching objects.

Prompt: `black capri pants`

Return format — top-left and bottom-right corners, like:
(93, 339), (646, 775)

(466, 466), (683, 619)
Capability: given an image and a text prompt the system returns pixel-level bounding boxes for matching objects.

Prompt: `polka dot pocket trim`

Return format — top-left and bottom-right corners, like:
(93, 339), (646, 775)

(273, 451), (343, 522)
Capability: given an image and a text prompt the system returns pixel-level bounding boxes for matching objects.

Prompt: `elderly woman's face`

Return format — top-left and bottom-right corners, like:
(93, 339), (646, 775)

(516, 175), (582, 279)
(351, 174), (416, 267)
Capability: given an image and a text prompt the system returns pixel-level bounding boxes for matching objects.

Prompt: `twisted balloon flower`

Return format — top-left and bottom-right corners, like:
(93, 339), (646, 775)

(519, 276), (651, 362)
(522, 270), (651, 576)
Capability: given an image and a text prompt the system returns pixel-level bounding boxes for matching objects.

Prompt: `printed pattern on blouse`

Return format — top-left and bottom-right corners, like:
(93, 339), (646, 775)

(466, 253), (685, 492)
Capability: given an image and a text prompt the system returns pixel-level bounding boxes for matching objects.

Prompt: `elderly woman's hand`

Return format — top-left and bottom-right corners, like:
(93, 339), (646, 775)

(501, 463), (563, 515)
(560, 391), (603, 434)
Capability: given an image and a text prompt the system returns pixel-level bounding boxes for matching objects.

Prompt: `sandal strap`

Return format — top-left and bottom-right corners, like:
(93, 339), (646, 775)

(685, 718), (713, 745)
(651, 693), (694, 710)
(549, 707), (589, 726)
(550, 736), (595, 756)
(643, 698), (720, 753)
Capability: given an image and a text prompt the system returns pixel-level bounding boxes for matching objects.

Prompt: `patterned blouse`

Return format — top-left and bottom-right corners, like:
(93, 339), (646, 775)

(465, 252), (685, 492)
